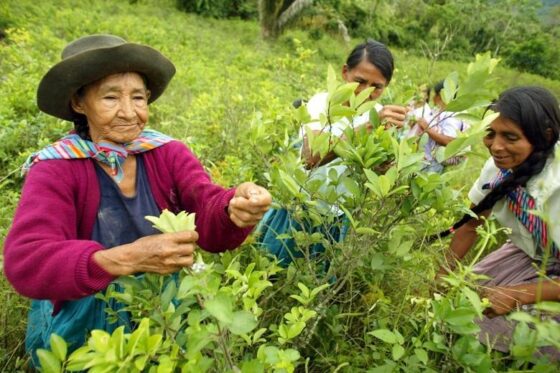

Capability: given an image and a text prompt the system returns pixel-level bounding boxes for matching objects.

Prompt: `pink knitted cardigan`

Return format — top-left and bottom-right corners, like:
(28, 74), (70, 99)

(4, 141), (252, 311)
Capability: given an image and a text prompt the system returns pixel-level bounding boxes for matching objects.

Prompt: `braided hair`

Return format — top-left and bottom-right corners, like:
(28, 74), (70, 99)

(439, 86), (560, 238)
(73, 115), (90, 140)
(72, 86), (91, 140)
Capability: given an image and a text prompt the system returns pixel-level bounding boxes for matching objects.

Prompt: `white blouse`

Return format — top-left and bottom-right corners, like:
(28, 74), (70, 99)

(468, 145), (560, 260)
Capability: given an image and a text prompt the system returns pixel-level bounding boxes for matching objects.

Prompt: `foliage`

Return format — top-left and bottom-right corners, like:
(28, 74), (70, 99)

(1, 0), (560, 371)
(157, 0), (560, 79)
(504, 32), (560, 80)
(175, 0), (258, 19)
(290, 0), (560, 80)
(38, 52), (560, 371)
(37, 210), (327, 372)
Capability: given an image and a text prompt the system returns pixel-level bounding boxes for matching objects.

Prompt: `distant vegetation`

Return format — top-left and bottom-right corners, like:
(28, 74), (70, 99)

(178, 0), (560, 80)
(1, 0), (559, 371)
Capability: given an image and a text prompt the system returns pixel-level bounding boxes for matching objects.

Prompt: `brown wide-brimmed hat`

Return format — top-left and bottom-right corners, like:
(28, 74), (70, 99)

(37, 34), (176, 121)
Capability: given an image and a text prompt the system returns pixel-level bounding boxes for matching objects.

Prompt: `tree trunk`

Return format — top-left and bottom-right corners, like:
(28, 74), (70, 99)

(259, 0), (283, 39)
(277, 0), (313, 31)
(259, 0), (312, 40)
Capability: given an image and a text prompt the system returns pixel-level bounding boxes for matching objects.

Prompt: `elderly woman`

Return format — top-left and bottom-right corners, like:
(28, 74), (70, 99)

(3, 34), (272, 361)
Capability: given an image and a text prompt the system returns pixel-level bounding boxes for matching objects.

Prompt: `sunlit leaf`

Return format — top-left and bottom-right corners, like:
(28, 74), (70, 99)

(414, 348), (428, 364)
(327, 65), (338, 95)
(369, 329), (398, 344)
(205, 293), (234, 325)
(228, 311), (257, 335)
(392, 344), (405, 360)
(37, 349), (61, 373)
(49, 334), (67, 362)
(329, 82), (358, 107)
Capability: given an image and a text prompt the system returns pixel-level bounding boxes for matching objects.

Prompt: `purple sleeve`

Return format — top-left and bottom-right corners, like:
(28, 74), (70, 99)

(165, 142), (253, 252)
(3, 161), (115, 300)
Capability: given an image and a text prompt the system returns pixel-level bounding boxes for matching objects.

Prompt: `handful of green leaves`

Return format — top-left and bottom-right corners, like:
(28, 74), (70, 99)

(145, 209), (206, 273)
(145, 209), (196, 232)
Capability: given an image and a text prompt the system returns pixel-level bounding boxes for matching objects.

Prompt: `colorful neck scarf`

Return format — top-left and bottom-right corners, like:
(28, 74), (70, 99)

(483, 168), (559, 258)
(23, 129), (173, 183)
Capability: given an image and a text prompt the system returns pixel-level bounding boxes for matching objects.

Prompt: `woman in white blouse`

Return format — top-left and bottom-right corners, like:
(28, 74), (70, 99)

(438, 86), (560, 355)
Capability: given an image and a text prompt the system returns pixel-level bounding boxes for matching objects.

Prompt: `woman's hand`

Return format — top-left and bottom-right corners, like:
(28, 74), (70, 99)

(94, 231), (198, 276)
(482, 286), (522, 318)
(228, 182), (272, 228)
(416, 118), (429, 131)
(379, 105), (408, 128)
(482, 281), (560, 318)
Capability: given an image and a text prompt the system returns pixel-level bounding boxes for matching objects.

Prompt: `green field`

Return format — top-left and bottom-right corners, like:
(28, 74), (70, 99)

(1, 0), (560, 371)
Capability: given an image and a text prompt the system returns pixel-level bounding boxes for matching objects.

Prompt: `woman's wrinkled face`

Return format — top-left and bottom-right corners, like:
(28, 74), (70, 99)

(483, 115), (534, 170)
(342, 60), (387, 101)
(71, 72), (150, 144)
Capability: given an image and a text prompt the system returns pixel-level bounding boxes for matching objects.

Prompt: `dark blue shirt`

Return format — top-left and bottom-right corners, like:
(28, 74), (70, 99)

(92, 156), (160, 248)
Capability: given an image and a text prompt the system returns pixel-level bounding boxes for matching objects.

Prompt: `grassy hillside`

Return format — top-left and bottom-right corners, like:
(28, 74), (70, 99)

(1, 0), (560, 371)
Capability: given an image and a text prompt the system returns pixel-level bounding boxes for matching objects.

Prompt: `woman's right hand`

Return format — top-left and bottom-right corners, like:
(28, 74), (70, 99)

(93, 231), (198, 276)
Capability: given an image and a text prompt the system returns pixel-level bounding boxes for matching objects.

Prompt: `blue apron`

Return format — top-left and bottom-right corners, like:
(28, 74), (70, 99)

(256, 207), (349, 267)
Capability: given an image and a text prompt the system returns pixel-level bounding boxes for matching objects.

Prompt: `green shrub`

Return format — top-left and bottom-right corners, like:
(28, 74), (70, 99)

(505, 34), (560, 81)
(175, 0), (258, 19)
(1, 0), (560, 371)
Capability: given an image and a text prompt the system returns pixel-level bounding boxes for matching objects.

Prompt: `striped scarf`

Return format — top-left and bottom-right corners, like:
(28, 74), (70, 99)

(483, 169), (559, 258)
(23, 129), (173, 183)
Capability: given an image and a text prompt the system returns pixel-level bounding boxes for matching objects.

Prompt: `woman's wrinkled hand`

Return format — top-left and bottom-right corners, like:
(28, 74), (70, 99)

(228, 182), (272, 228)
(94, 231), (198, 276)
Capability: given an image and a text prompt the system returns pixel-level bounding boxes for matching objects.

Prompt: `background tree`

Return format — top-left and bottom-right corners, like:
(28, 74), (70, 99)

(258, 0), (313, 39)
(173, 0), (560, 79)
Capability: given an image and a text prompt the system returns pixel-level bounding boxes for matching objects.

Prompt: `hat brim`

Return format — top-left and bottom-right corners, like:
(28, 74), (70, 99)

(37, 43), (176, 121)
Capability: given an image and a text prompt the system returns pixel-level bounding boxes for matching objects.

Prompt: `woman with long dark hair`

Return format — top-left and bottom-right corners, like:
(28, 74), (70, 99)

(438, 86), (560, 354)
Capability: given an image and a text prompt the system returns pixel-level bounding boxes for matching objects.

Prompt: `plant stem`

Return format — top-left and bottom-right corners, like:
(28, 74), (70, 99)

(0, 167), (19, 184)
(216, 323), (235, 371)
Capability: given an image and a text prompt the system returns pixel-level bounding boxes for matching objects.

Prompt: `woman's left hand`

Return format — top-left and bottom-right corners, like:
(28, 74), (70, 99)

(482, 286), (521, 318)
(228, 182), (272, 228)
